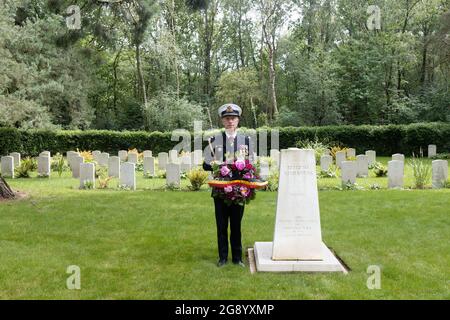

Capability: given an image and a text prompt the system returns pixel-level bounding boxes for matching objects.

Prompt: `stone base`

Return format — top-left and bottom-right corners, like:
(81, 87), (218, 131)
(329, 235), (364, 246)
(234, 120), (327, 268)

(253, 242), (348, 274)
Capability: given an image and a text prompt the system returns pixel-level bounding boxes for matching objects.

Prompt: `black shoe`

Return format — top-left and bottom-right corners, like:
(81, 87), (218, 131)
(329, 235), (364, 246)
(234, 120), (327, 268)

(217, 259), (227, 267)
(233, 260), (245, 267)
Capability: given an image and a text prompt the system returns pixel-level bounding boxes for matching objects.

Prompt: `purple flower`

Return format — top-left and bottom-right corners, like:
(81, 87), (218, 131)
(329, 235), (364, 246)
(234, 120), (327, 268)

(243, 172), (253, 180)
(220, 165), (231, 176)
(224, 186), (233, 193)
(235, 160), (246, 171)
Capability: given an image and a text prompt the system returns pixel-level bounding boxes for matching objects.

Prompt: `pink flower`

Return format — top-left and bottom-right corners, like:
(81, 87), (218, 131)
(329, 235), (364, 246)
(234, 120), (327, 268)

(243, 172), (253, 179)
(235, 160), (246, 171)
(220, 166), (231, 177)
(240, 186), (250, 197)
(224, 186), (233, 193)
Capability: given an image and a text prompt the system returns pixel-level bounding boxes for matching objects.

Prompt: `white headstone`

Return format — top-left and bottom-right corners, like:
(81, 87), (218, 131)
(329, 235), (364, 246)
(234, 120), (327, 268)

(365, 150), (376, 166)
(66, 151), (78, 166)
(323, 149), (330, 156)
(143, 157), (155, 177)
(346, 148), (356, 159)
(335, 151), (346, 168)
(193, 150), (203, 166)
(72, 155), (84, 178)
(1, 156), (14, 178)
(143, 150), (152, 158)
(80, 163), (95, 189)
(98, 152), (109, 167)
(388, 160), (404, 189)
(166, 163), (181, 187)
(356, 155), (369, 177)
(158, 152), (168, 170)
(39, 151), (51, 158)
(120, 162), (136, 190)
(392, 153), (405, 162)
(270, 149), (280, 167)
(128, 153), (138, 164)
(38, 156), (51, 177)
(118, 150), (128, 162)
(253, 148), (346, 273)
(272, 149), (323, 260)
(92, 150), (101, 162)
(108, 156), (120, 178)
(259, 158), (270, 180)
(341, 161), (357, 186)
(169, 150), (179, 164)
(428, 145), (437, 158)
(9, 152), (21, 168)
(320, 155), (332, 171)
(180, 155), (192, 173)
(432, 160), (448, 189)
(67, 151), (80, 171)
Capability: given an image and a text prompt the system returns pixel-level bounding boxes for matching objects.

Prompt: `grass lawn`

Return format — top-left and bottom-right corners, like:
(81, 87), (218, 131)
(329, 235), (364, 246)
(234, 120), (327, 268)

(0, 157), (449, 299)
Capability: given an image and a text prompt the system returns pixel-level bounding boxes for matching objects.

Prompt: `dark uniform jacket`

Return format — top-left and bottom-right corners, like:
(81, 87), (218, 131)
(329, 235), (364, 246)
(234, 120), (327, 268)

(203, 131), (253, 172)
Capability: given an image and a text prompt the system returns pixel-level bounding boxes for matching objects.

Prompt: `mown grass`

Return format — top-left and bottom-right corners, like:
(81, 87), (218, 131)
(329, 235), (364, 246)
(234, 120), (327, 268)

(0, 157), (449, 299)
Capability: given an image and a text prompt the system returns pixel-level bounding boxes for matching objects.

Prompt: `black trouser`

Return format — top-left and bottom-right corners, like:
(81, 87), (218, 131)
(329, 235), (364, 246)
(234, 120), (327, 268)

(214, 197), (245, 262)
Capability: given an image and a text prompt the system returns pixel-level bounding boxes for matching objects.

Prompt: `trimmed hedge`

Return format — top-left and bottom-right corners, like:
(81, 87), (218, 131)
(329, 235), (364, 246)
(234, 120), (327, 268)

(0, 123), (449, 157)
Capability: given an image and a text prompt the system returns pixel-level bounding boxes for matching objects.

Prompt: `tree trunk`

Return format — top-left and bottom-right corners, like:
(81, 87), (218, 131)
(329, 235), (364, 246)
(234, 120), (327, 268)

(135, 43), (147, 105)
(0, 177), (15, 199)
(267, 45), (278, 120)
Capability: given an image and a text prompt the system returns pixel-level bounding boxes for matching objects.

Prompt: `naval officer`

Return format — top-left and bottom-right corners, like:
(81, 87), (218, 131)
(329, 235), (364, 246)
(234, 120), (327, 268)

(203, 104), (253, 267)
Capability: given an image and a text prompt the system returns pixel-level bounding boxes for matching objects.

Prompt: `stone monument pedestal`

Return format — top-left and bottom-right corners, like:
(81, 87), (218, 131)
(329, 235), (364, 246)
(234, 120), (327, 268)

(254, 242), (347, 273)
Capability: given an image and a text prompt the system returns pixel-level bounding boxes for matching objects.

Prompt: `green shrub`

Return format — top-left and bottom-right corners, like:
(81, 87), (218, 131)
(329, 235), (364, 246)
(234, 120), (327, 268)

(1, 123), (449, 157)
(15, 157), (36, 178)
(409, 154), (431, 189)
(296, 139), (330, 163)
(186, 168), (209, 191)
(51, 153), (68, 177)
(372, 162), (388, 177)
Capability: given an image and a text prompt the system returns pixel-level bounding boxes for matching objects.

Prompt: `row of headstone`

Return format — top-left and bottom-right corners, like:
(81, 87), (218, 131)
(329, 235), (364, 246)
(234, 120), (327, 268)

(322, 150), (376, 172)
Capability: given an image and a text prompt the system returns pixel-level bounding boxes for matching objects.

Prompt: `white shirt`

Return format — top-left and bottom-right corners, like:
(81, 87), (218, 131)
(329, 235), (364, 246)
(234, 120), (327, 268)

(225, 130), (237, 140)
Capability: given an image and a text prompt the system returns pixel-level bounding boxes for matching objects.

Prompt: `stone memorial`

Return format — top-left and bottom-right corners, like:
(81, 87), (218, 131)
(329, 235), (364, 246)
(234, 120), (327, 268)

(92, 151), (101, 163)
(118, 150), (128, 162)
(346, 148), (356, 158)
(39, 151), (51, 158)
(120, 162), (136, 190)
(108, 156), (120, 178)
(392, 153), (405, 162)
(128, 153), (138, 164)
(66, 151), (78, 167)
(428, 145), (437, 158)
(180, 155), (192, 173)
(388, 160), (404, 188)
(166, 163), (181, 187)
(143, 157), (155, 177)
(99, 152), (109, 167)
(158, 152), (168, 170)
(169, 150), (179, 164)
(356, 155), (369, 177)
(72, 155), (84, 178)
(37, 155), (51, 177)
(320, 155), (332, 171)
(432, 160), (448, 189)
(335, 151), (346, 168)
(270, 149), (280, 167)
(143, 150), (152, 158)
(365, 150), (376, 166)
(80, 163), (95, 189)
(259, 158), (270, 180)
(253, 148), (347, 273)
(1, 156), (14, 178)
(193, 150), (203, 166)
(9, 152), (21, 168)
(341, 161), (357, 186)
